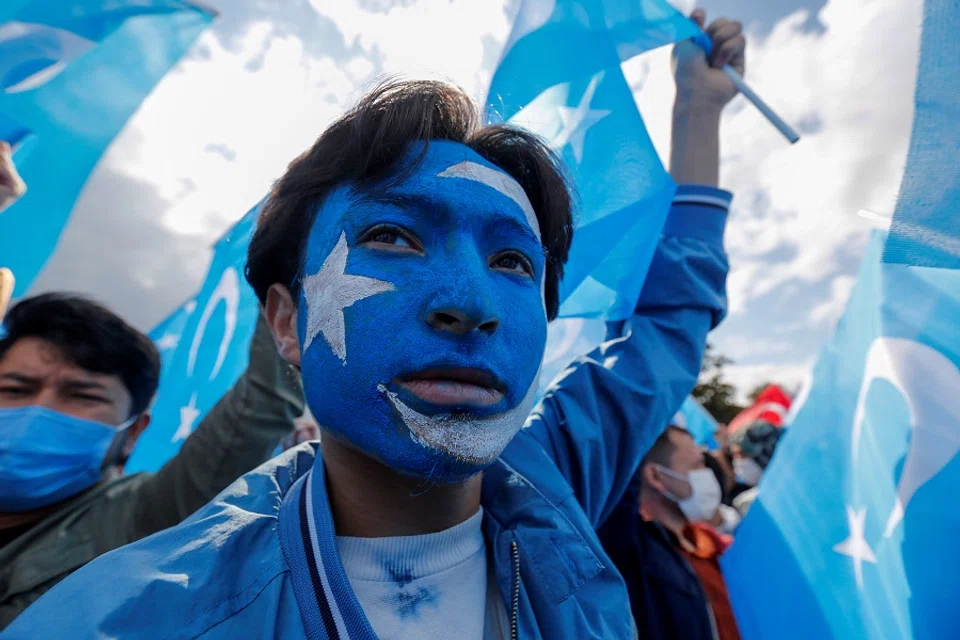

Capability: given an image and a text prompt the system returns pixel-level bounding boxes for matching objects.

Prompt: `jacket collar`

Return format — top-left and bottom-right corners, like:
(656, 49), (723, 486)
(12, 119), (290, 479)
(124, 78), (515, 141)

(278, 453), (377, 640)
(481, 452), (604, 606)
(279, 446), (604, 638)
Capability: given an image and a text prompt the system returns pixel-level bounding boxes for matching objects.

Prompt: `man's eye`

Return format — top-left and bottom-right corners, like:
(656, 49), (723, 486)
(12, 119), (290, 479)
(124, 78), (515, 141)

(0, 386), (27, 396)
(73, 393), (108, 403)
(360, 225), (422, 253)
(491, 251), (534, 278)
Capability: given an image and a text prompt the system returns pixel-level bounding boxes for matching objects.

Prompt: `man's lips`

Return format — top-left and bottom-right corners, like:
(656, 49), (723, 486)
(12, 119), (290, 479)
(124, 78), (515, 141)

(395, 368), (506, 407)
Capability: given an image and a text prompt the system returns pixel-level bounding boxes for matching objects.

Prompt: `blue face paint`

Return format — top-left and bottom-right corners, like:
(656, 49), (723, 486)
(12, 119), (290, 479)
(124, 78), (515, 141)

(298, 141), (547, 481)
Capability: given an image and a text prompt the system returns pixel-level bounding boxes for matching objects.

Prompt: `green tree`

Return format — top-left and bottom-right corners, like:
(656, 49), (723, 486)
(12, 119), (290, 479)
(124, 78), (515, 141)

(692, 343), (745, 424)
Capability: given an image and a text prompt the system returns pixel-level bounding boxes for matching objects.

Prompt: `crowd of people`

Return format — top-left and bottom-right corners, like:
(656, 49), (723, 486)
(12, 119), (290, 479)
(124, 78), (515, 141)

(0, 11), (790, 639)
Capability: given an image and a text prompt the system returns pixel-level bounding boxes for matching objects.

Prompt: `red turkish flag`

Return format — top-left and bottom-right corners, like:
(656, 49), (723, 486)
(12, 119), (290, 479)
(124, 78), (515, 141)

(727, 385), (792, 435)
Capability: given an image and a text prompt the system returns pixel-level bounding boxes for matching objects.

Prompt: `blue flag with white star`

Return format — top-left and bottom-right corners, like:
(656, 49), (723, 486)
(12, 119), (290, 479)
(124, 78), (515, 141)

(0, 0), (213, 297)
(486, 0), (706, 320)
(722, 2), (960, 636)
(126, 203), (262, 472)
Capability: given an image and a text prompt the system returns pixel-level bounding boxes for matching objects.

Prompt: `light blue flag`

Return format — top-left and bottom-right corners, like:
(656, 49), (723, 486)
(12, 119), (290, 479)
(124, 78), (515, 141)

(0, 1), (213, 297)
(538, 317), (607, 398)
(722, 2), (960, 636)
(486, 0), (706, 320)
(150, 299), (197, 371)
(882, 0), (960, 270)
(126, 203), (262, 473)
(539, 317), (716, 445)
(677, 395), (718, 448)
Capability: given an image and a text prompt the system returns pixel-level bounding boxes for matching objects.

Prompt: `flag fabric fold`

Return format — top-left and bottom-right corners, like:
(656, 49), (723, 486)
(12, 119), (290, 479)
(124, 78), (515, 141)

(126, 203), (262, 472)
(0, 0), (213, 296)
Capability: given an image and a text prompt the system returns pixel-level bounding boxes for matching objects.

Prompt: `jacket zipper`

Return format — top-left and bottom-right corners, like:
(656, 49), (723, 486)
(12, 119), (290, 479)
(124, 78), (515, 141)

(510, 540), (521, 640)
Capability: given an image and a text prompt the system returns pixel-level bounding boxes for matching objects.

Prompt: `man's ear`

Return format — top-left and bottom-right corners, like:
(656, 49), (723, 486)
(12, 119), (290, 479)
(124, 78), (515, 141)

(642, 463), (665, 495)
(104, 413), (151, 475)
(123, 413), (150, 458)
(265, 284), (302, 368)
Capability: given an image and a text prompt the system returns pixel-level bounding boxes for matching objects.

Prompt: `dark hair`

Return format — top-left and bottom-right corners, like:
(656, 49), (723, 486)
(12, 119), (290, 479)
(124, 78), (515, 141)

(0, 293), (161, 416)
(731, 420), (784, 469)
(246, 79), (575, 320)
(639, 425), (693, 476)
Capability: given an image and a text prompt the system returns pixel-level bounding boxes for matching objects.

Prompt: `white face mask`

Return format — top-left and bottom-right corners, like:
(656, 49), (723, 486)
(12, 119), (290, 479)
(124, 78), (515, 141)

(656, 465), (723, 523)
(734, 457), (764, 487)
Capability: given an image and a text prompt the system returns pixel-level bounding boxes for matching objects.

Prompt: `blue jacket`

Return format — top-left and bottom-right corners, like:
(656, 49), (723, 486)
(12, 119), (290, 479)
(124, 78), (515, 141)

(4, 186), (730, 639)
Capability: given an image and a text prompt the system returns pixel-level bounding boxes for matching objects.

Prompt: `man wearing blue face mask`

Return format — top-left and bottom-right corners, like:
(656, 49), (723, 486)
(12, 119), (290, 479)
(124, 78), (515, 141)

(0, 293), (304, 628)
(7, 15), (742, 638)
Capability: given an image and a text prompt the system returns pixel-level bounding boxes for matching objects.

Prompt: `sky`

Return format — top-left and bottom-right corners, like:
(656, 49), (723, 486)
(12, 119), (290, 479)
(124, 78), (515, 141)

(29, 0), (923, 401)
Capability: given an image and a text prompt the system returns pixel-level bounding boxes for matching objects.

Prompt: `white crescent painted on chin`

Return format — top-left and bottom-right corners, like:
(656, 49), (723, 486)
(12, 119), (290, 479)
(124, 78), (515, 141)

(378, 366), (541, 464)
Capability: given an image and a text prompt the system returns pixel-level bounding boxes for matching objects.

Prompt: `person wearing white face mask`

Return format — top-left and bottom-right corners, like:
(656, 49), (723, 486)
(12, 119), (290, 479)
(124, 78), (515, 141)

(701, 450), (743, 535)
(638, 425), (743, 640)
(734, 456), (764, 486)
(729, 421), (784, 517)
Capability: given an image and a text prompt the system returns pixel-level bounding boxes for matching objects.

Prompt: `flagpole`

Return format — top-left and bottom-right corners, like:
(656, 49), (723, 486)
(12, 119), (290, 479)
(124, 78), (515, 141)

(722, 65), (800, 144)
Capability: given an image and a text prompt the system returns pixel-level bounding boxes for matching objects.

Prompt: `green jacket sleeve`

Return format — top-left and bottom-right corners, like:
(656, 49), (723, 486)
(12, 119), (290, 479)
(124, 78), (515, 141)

(123, 312), (304, 538)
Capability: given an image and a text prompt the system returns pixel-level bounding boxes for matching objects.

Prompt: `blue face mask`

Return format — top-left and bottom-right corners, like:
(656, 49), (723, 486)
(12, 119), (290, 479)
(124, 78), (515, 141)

(0, 406), (135, 512)
(298, 141), (547, 482)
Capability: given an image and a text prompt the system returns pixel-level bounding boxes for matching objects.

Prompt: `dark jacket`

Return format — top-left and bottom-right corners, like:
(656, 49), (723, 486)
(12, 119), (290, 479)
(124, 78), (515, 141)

(598, 476), (717, 639)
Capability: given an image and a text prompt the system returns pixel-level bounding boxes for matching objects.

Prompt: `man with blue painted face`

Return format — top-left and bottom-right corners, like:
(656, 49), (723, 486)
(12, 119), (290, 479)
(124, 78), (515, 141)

(7, 15), (743, 639)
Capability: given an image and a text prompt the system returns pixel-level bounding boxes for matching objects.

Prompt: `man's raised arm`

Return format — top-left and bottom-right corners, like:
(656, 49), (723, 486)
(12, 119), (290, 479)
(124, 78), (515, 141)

(519, 11), (743, 528)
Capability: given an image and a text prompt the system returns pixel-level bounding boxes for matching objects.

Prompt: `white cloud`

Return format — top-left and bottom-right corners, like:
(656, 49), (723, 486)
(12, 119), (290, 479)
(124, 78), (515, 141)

(720, 0), (921, 312)
(309, 0), (514, 100)
(715, 334), (794, 361)
(808, 273), (856, 326)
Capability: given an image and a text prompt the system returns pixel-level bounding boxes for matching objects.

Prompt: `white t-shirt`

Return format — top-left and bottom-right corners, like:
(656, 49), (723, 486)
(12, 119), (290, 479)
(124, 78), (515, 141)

(337, 508), (509, 640)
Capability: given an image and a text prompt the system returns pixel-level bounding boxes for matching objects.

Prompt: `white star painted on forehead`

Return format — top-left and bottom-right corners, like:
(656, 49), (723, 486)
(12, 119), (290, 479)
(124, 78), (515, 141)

(550, 71), (611, 164)
(302, 232), (395, 362)
(832, 506), (877, 589)
(437, 161), (541, 241)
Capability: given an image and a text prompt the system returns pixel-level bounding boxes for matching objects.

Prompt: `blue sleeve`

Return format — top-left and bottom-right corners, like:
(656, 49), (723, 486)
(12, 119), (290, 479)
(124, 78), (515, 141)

(521, 185), (730, 528)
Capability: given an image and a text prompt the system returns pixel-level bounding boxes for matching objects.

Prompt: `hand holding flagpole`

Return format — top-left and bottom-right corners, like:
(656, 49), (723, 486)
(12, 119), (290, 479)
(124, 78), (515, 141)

(682, 9), (800, 145)
(721, 64), (800, 144)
